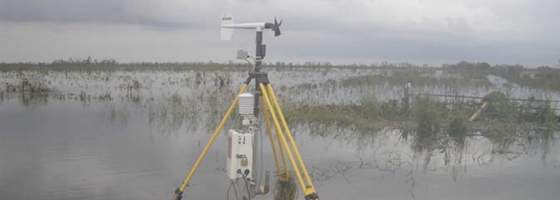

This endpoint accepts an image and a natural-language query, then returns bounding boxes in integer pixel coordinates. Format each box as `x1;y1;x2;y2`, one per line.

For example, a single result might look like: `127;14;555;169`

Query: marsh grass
340;69;492;89
284;89;559;137
283;96;401;133
413;97;441;137
282;89;559;167
2;61;558;160
446;111;469;145
411;96;443;153
541;101;560;130
490;66;560;91
2;61;559;190
1;71;55;93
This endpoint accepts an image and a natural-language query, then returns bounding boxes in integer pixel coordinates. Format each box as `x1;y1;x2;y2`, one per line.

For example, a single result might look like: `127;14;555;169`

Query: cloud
0;0;554;39
0;0;217;28
0;0;559;66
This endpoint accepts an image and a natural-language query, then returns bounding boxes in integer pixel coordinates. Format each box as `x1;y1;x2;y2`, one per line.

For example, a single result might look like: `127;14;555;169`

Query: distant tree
85;56;92;65
476;62;491;71
456;61;473;69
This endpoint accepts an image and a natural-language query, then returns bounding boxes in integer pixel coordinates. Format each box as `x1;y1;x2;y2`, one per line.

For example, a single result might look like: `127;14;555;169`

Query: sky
0;0;559;66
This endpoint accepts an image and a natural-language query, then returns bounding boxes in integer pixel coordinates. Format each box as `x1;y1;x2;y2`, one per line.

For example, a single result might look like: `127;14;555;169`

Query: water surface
1;69;559;200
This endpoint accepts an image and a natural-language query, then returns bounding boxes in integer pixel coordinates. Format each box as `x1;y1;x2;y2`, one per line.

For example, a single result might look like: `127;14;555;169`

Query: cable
255;123;264;188
244;178;251;200
227;181;232;200
242;173;252;200
232;180;240;200
259;121;264;187
254;126;261;188
227;180;239;200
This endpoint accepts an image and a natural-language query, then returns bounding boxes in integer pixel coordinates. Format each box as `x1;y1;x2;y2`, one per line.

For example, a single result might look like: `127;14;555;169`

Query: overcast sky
0;0;559;66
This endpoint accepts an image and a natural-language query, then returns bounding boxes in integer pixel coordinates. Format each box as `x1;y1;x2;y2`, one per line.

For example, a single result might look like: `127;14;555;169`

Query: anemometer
221;13;282;72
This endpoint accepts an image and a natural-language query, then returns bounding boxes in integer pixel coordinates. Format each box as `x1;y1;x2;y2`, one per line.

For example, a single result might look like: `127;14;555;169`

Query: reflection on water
1;69;560;200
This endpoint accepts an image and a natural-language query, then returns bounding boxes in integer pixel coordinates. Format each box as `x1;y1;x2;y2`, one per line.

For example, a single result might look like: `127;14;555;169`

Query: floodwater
1;68;560;200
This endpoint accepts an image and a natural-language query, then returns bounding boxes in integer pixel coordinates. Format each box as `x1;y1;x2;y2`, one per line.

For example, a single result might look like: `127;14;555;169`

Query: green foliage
447;111;468;146
542;101;560;131
491;65;560;91
413;96;441;138
410;96;446;153
283;104;384;133
447;112;468;138
283;95;402;133
444;61;560;91
480;91;518;122
445;61;492;71
340;68;491;89
360;96;381;120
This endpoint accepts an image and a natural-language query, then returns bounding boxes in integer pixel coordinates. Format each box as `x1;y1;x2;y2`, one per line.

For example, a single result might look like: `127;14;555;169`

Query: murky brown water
1;68;559;200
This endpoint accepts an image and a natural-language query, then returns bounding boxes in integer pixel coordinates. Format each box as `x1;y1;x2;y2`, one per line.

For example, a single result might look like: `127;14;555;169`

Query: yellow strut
173;84;248;200
469;101;489;122
260;97;285;177
260;83;309;197
267;85;315;186
267;84;318;198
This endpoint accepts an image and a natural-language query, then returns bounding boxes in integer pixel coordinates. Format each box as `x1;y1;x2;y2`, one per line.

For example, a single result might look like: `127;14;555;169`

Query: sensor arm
220;14;282;41
221;22;267;30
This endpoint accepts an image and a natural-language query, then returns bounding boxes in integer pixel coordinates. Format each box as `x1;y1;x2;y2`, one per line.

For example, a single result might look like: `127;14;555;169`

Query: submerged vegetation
445;61;560;91
1;71;54;93
340;69;492;89
2;59;557;142
1;59;559;198
283;96;401;133
285;92;558;131
284;90;559;163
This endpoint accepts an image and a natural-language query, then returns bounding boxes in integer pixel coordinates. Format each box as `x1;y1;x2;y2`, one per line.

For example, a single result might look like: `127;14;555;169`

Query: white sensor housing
227;129;254;180
238;93;254;117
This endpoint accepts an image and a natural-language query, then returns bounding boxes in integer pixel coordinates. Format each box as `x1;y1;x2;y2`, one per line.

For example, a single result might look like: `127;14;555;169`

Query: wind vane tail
221;13;234;41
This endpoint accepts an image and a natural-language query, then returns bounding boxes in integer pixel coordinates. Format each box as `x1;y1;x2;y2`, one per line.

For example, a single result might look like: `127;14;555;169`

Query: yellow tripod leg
259;83;308;194
260;96;284;177
267;84;319;200
173;84;248;200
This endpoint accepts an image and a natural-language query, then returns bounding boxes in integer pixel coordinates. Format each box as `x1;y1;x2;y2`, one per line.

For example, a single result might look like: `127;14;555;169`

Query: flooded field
1;63;560;200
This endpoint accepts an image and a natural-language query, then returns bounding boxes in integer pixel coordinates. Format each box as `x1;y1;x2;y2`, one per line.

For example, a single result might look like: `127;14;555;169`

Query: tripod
173;30;319;200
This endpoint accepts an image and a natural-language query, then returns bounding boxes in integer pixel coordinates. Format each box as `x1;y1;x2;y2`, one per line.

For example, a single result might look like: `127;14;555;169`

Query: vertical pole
404;82;410;116
254;30;264;117
255;31;264;69
253;31;263;192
